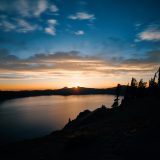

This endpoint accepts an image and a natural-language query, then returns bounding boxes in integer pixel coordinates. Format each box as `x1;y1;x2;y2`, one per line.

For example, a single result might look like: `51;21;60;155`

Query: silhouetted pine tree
130;77;138;98
137;79;147;97
138;79;147;88
131;77;138;88
112;84;121;108
158;67;160;88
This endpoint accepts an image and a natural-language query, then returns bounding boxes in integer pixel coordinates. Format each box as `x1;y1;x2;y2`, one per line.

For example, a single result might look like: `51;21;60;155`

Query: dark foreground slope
1;96;160;160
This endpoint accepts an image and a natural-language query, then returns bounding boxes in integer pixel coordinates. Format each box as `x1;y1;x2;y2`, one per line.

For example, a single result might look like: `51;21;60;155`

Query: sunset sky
0;0;160;90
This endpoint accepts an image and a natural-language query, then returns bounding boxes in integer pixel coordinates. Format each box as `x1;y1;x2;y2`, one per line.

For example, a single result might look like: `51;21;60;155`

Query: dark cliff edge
0;95;160;160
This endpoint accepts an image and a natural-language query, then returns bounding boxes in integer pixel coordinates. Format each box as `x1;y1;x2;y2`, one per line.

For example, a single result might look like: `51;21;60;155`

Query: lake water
0;94;117;145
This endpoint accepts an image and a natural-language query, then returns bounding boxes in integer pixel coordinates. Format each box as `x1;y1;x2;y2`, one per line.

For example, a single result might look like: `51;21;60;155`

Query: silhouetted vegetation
111;84;121;108
122;67;160;100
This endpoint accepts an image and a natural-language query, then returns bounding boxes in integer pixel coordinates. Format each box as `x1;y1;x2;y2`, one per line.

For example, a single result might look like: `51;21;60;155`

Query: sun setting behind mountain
0;0;160;90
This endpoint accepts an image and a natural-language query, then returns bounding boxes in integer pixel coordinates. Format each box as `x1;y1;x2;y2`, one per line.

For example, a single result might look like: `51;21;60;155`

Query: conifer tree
158;67;160;88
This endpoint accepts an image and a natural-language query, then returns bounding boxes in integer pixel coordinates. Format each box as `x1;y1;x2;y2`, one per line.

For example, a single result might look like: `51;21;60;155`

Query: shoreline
0;86;126;102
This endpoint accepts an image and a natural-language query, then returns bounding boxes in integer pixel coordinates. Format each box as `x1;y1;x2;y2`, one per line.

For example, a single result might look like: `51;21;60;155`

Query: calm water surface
0;94;116;145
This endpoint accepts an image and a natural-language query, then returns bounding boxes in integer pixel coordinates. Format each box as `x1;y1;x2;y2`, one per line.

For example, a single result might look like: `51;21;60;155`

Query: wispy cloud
0;20;16;31
0;0;59;34
45;19;57;36
0;0;47;17
50;4;59;12
0;49;159;80
0;18;38;33
34;0;48;17
16;19;38;33
68;12;95;21
45;27;56;36
137;24;160;41
74;30;85;35
0;0;58;18
47;19;57;25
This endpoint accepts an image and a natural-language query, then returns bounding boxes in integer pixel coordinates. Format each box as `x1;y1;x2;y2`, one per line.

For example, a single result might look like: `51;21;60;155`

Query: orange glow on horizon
0;73;131;91
0;82;119;91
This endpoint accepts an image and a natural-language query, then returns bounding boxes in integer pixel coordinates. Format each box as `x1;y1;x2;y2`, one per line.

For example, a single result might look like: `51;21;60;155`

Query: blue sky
0;0;160;89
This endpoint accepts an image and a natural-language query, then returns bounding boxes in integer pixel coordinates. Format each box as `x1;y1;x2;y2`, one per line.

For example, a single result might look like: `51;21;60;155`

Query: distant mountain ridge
54;86;126;95
0;86;126;102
